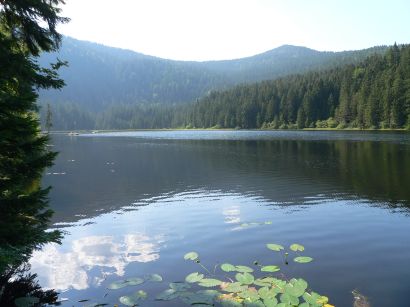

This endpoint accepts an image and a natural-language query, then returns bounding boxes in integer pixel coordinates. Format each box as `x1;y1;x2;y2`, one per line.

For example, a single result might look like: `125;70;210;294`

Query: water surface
31;130;410;306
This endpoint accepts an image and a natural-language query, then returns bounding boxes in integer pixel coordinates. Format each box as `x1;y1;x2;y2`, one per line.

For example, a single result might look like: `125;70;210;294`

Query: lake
31;130;410;306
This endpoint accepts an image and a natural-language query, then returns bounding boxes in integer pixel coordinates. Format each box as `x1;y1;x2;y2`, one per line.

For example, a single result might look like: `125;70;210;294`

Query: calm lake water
31;130;410;307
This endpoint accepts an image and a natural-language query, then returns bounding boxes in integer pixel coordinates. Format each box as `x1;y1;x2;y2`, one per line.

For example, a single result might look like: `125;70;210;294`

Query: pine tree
0;0;68;275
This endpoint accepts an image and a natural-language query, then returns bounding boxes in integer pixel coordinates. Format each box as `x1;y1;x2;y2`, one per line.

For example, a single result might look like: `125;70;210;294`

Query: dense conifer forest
184;44;410;130
44;44;410;130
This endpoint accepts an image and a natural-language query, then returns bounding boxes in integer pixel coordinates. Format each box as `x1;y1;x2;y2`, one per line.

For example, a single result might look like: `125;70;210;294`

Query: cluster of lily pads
107;274;162;306
100;243;331;306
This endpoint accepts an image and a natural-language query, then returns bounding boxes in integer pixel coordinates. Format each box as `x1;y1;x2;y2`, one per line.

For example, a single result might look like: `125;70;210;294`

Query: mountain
39;37;387;112
87;44;410;131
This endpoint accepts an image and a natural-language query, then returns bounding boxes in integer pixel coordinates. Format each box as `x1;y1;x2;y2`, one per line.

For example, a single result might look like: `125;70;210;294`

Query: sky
58;0;410;61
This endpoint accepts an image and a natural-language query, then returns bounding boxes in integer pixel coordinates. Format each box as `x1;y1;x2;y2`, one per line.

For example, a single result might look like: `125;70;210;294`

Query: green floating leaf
107;280;129;289
156;289;179;300
282;278;308;298
290;243;305;252
303;291;323;305
235;265;254;273
294;256;313;263
316;295;329;304
280;293;299;306
263;297;278;307
126;277;144;286
14;297;40;307
258;287;277;300
253;278;272;287
261;265;280;273
245;301;265;307
221;263;236;272
198;278;223;287
222;282;247;293
184;251;199;261
238;289;260;301
266;244;284;252
185;272;204;283
145;273;163;282
179;291;215;305
119;296;139;306
135;290;148;300
170;282;191;291
219;299;242;307
119;290;147;306
235;272;255;285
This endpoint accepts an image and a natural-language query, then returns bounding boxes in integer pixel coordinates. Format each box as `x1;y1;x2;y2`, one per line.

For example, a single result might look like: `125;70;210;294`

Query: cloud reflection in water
30;233;164;291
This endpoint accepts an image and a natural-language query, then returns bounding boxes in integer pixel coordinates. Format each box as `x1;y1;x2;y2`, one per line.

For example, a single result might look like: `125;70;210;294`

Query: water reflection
30;232;164;290
33;131;410;306
222;206;241;224
44;133;410;224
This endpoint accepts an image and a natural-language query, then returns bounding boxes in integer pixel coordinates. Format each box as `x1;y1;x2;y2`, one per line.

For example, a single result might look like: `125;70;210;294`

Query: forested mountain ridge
39;37;387;112
183;44;410;130
38;37;228;110
89;44;410;130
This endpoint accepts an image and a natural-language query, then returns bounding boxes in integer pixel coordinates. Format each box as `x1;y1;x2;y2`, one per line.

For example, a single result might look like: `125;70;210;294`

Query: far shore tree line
41;44;410;131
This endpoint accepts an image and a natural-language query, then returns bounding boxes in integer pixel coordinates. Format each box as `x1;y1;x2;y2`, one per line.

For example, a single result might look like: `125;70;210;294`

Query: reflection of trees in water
47;137;410;224
0;265;58;306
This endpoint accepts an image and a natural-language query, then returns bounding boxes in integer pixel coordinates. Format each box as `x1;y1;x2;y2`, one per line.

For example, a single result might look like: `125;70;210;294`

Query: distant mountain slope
39;37;387;111
38;37;228;110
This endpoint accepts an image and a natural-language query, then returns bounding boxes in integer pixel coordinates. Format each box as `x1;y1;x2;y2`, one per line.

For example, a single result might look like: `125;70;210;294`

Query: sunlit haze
58;0;410;61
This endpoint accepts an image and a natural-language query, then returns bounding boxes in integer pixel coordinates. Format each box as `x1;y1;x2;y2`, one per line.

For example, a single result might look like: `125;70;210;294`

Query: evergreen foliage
184;44;410;130
0;0;67;275
41;44;410;131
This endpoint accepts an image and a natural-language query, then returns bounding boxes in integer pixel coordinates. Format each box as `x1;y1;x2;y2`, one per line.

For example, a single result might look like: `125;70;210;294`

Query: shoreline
47;127;409;134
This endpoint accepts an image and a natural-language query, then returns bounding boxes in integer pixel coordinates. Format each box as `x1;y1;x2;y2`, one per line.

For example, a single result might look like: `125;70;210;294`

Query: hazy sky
59;0;410;61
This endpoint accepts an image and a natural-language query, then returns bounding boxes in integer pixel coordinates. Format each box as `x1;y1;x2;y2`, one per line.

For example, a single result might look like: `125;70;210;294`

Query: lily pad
185;272;204;283
222;282;247;293
294;256;313;263
263;297;278;307
280;293;299;306
170;282;191;291
145;273;163;282
119;296;139;306
290;243;305;252
126;277;144;285
235;265;254;273
258;287;277;300
221;263;236;272
244;301;265;307
198;278;223;287
119;290;147;306
238;288;259;301
266;244;284;251
156;289;179;300
107;280;129;289
235;272;254;285
261;265;280;272
179;291;215;305
184;251;199;261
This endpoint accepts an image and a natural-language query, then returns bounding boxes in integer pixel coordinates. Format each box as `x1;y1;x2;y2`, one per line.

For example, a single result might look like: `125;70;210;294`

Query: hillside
84;44;410;131
39;37;387;113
